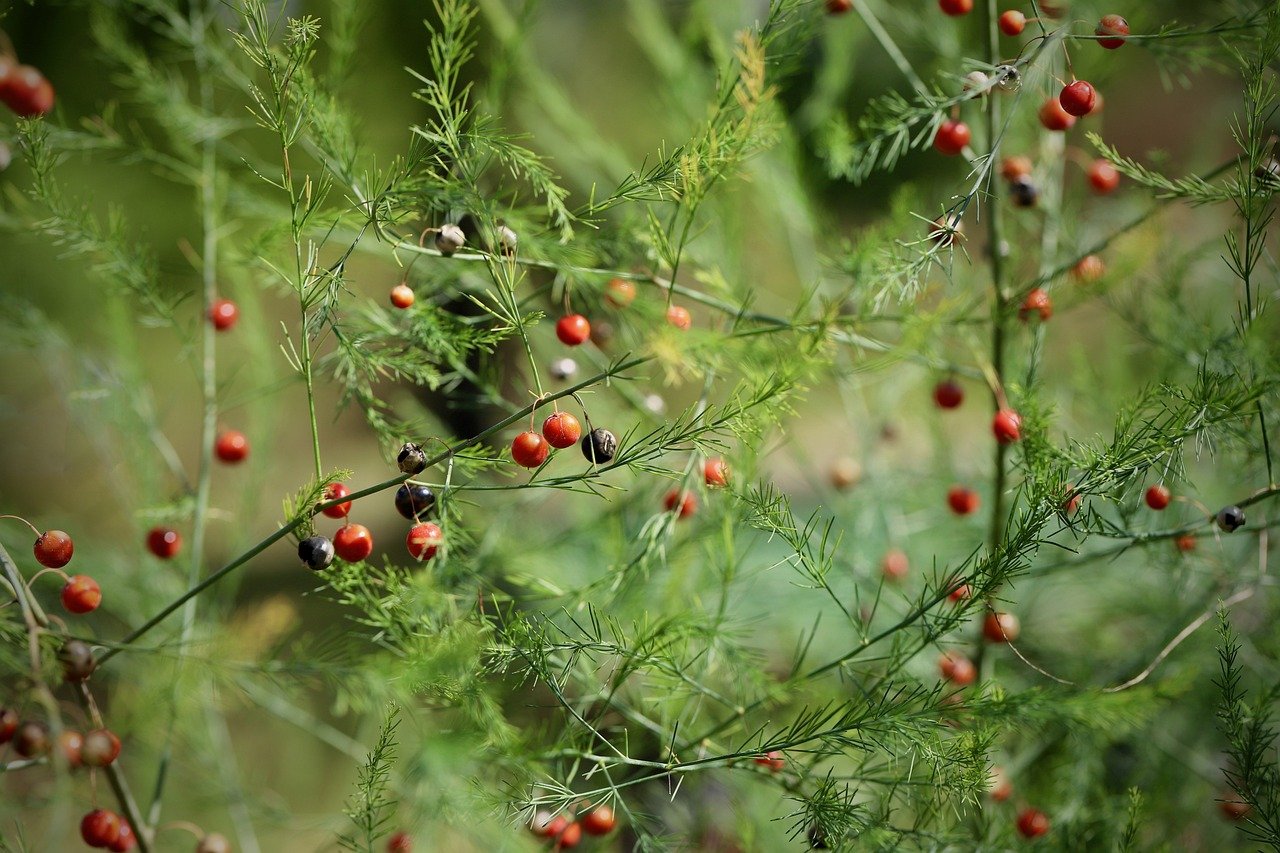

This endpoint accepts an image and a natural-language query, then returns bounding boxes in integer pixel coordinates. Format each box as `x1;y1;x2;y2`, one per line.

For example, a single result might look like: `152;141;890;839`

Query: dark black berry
394;483;437;520
58;640;96;682
1010;178;1039;208
807;825;830;849
1216;505;1246;532
581;428;617;464
298;536;335;570
397;442;427;475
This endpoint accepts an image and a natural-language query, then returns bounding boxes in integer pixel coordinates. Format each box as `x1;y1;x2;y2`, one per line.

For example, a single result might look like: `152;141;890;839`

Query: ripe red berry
938;0;973;15
939;651;976;685
208;298;239;331
948;486;980;515
1038;98;1076;131
606;278;637;307
532;812;569;838
34;529;74;568
664;489;697;519
1016;808;1050;838
13;721;48;757
1145;484;1171;510
1018;289;1052;322
389;284;415;309
1063;492;1083;516
555;821;583;850
825;0;854;12
321;483;353;518
1087;159;1121;194
934;119;971;156
881;549;909;582
581;805;616;836
512;431;550;468
1073;254;1106;283
704;458;730;487
542;411;582;449
406;522;443;561
948;582;972;602
755;750;785;771
666;304;692;330
556;314;591;346
0;709;16;742
983;611;1021;643
81;729;121;767
0;64;55;117
146;526;182;559
80;809;122;848
387;830;413;851
58;729;84;766
1059;80;1097;117
1096;14;1130;49
1175;534;1197;553
1220;797;1252;820
62;574;102;614
988;767;1014;801
334;523;374;562
1000;155;1033;182
934;379;964;409
108;822;136;852
215;430;249;463
998;10;1026;35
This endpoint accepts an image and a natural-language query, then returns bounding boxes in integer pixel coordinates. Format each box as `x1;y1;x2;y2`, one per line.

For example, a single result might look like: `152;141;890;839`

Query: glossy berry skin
1063;492;1083;516
62;574;102;614
825;0;854;12
1059;80;1097;117
80;809;122;849
1073;254;1106;283
1175;534;1198;553
394;484;436;520
81;728;122;767
13;721;48;757
0;708;16;742
542;411;582;449
581;805;616;836
606;277;636;307
933;119;971;156
298;536;335;571
215;430;249;463
704;458;729;487
333;524;374;562
512;431;550;468
0;65;55;117
555;314;591;346
1088;159;1121;194
34;529;74;568
1009;178;1038;208
881;549;909;582
1217;505;1246;532
998;10;1026;35
58;730;83;766
406;522;443;561
1220;798;1252;820
938;0;973;15
1038;98;1076;132
939;651;976;686
435;223;465;255
582;428;618;464
1016;808;1050;839
1019;289;1052;322
1000;155;1032;182
666;304;692;330
1145;484;1171;510
948;486;980;515
196;833;232;853
208;298;239;331
60;640;97;682
532;812;569;838
321;483;353;518
147;526;182;559
664;490;697;519
397;442;428;475
389;284;415;309
934;379;964;409
983;611;1020;643
755;750;785;772
387;830;413;851
108;822;136;852
948;583;971;602
1096;14;1130;49
555;821;582;850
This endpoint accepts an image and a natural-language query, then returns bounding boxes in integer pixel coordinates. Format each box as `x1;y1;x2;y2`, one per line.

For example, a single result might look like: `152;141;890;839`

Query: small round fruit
435;224;465;255
1096;14;1130;49
590;320;615;347
998;10;1026;35
754;750;785;771
62;575;102;614
1073;254;1106;283
208;298;239;331
0;709;16;742
1220;797;1252;820
108;822;136;852
333;524;374;562
1038;98;1076;132
1145;484;1171;510
321;483;353;518
938;0;973;15
80;809;122;849
664;490;697;519
581;428;618;464
556;314;591;346
929;214;964;246
389;284;415;309
406;522;443;561
13;721;48;757
704;458;729;487
666;304;692;330
1018;289;1052;322
58;729;83;766
1059;80;1097;117
1016;808;1050;839
939;651;976;685
555;821;582;850
934;379;964;409
147;526;182;559
831;457;862;490
387;830;413;851
512;431;550;468
550;357;578;380
496;224;518;255
1088;159;1121;194
881;549;909;582
0;65;55;117
196;833;232;853
542;411;582;449
987;767;1014;801
581;805;616;836
81;728;122;767
215;430;249;463
1000;155;1032;182
1217;505;1246;532
34;529;74;568
606;277;637;307
934;119;971;156
825;0;854;12
394;484;437;520
983;611;1021;643
1063;492;1083;516
532;812;568;838
948;486;980;515
397;442;428;475
948;582;971;602
59;640;96;682
298;535;335;570
1009;178;1039;208
1175;534;1197;553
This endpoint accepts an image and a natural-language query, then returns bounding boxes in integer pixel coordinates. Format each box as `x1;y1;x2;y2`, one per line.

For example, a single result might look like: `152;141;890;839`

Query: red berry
62;574;102;614
1088;159;1121;194
1220;798;1252;820
938;0;973;15
512;431;550;468
983;611;1021;643
108;822;136;852
555;821;583;850
998;10;1026;35
208;298;239;331
0;709;16;742
704;458;729;487
542;411;582;449
58;729;84;766
1096;14;1130;49
1063;492;1083;515
1145;484;1171;510
581;805;616;836
556;314;591;346
934;119;971;156
881;549;909;582
81;728;122;767
664;489;697;519
1073;254;1106;283
666;305;692;330
532;813;569;838
606;278;637;307
993;409;1022;443
1175;534;1197;553
406;522;443;561
1018;288;1053;322
988;767;1014;801
754;750;785;771
13;721;48;757
1000;155;1033;182
321;483;353;518
1059;80;1097;117
0;65;54;117
387;830;413;852
933;379;964;409
825;0;854;12
80;809;122;848
939;651;976;685
948;486;980;515
334;523;374;562
215;430;249;463
948;583;971;603
1038;98;1076;132
34;529;74;568
1016;807;1050;838
389;284;415;309
146;526;182;559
